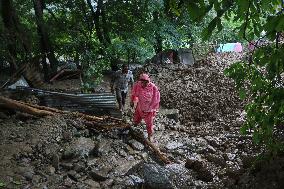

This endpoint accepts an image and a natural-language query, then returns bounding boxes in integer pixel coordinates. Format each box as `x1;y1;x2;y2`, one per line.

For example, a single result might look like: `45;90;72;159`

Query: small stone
101;179;114;188
64;177;73;187
68;170;79;181
126;145;136;155
224;166;242;178
141;153;148;161
84;179;100;188
223;124;230;131
89;168;109;181
47;165;56;175
185;158;213;182
196;167;214;182
165;141;183;150
119;150;127;157
225;153;236;161
205;154;226;167
32;175;41;185
207;145;217;154
62;148;75;160
129;175;144;185
61;162;73;170
74;162;85;172
52;154;59;170
62;131;72;141
23;170;34;181
128;139;144;151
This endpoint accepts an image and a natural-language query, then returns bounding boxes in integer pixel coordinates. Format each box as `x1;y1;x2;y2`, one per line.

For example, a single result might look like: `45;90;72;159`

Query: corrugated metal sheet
13;87;121;117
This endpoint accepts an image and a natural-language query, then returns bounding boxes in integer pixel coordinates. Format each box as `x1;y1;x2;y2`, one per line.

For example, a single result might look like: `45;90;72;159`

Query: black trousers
115;88;127;108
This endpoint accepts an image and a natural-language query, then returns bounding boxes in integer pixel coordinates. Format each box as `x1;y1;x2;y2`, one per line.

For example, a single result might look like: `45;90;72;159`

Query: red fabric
133;110;155;135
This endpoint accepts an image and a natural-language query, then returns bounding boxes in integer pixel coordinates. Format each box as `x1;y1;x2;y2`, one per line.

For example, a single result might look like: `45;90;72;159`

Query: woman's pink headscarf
139;73;150;81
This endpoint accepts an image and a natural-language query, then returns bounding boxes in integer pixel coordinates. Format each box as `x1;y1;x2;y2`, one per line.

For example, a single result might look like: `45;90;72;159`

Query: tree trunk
101;2;111;44
86;0;110;48
86;0;104;45
1;0;30;72
41;55;49;81
0;96;55;116
33;0;58;76
129;128;171;164
74;52;80;69
153;11;163;54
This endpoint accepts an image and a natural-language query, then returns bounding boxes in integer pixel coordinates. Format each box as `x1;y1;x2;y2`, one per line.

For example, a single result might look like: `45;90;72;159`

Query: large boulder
143;164;175;189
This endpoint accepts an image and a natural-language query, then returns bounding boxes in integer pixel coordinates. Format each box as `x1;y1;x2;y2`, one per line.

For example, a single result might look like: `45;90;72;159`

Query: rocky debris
128;139;145;151
148;60;243;128
237;156;284;189
89;167;110;181
159;108;179;122
142;163;175;189
0;52;274;188
165;141;183;150
185;158;214;182
63;137;95;159
84;179;101;188
205;153;226;167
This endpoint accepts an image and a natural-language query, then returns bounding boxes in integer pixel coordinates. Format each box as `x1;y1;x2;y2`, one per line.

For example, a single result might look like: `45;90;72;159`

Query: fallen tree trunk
129;128;171;164
0;96;124;129
18;101;103;121
0;96;55;116
19;101;67;114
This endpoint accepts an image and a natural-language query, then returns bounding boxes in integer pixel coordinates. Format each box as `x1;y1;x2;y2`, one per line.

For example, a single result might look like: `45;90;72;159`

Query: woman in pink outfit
130;73;160;141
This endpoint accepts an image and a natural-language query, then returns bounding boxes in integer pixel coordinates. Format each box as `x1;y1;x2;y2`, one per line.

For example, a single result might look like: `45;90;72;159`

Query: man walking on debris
111;64;134;112
130;73;160;142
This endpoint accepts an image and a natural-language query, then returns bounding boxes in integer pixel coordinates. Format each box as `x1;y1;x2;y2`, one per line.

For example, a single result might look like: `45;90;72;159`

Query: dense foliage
0;0;242;85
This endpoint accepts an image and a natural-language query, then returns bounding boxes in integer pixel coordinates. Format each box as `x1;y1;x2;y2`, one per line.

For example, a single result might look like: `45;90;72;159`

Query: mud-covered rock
143;163;175;189
128;139;144;151
185;158;214;182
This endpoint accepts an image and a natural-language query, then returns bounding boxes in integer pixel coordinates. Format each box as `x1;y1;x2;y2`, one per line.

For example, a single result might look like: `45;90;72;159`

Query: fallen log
129;128;171;164
0;96;122;128
16;98;104;121
19;101;67;114
0;96;55;116
83;120;130;130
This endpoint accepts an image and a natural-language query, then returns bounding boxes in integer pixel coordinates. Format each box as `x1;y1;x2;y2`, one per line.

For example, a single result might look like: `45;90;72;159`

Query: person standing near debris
111;64;134;112
130;73;160;142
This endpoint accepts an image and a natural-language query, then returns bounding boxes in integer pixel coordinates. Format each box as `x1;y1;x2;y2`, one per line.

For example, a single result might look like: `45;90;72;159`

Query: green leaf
275;15;284;32
240;124;249;135
0;182;5;188
12;181;21;185
202;17;218;40
239;88;246;100
187;2;201;21
253;132;261;144
238;0;249;15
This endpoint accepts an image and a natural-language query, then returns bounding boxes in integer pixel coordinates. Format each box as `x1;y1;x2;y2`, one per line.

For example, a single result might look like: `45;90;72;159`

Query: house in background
150;48;195;65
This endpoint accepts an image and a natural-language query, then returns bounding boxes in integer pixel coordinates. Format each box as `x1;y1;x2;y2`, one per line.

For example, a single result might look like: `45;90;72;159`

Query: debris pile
147;52;244;133
1;52;281;189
